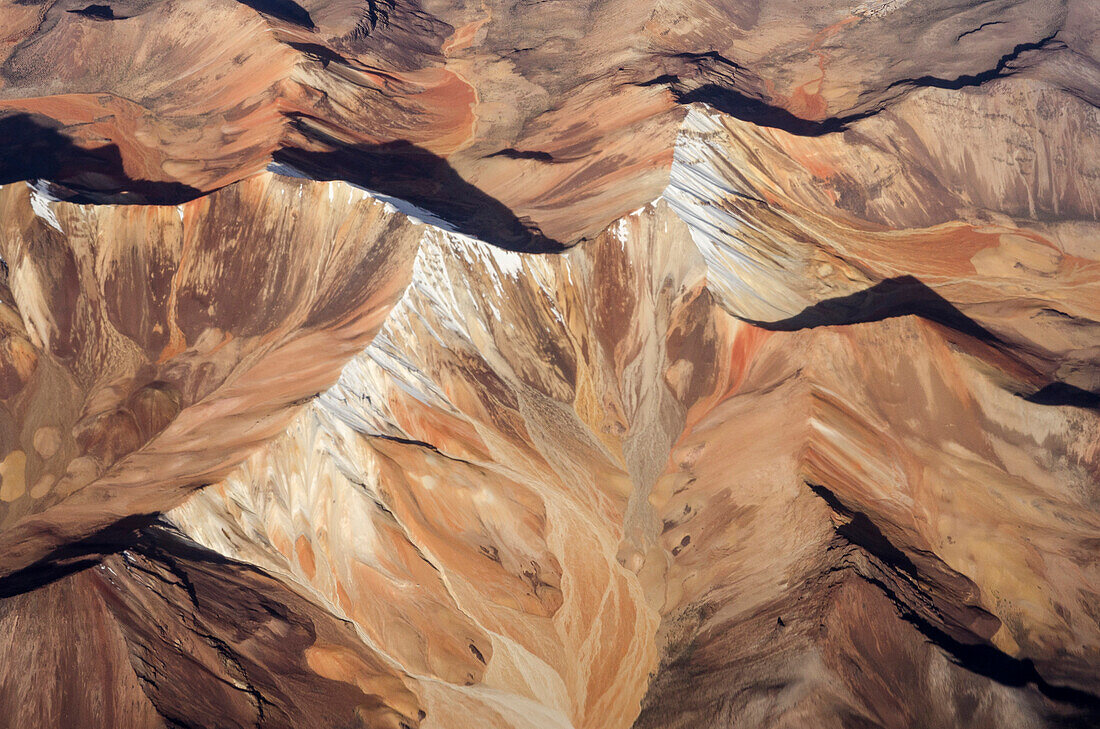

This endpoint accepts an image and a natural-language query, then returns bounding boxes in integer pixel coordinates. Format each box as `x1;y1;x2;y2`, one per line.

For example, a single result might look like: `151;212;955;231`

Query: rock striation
1;1;1099;728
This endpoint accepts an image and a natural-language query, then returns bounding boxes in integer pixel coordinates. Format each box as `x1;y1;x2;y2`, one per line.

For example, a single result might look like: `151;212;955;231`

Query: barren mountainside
1;0;1099;727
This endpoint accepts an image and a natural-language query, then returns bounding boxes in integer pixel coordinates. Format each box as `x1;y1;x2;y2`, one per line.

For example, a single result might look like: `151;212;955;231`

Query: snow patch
27;182;63;233
659;104;803;319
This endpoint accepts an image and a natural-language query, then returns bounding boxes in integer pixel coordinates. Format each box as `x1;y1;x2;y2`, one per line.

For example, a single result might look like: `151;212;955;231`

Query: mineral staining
1;1;1099;727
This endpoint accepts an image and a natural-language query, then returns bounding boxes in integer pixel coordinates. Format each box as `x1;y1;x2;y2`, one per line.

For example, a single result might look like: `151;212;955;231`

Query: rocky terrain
1;0;1099;727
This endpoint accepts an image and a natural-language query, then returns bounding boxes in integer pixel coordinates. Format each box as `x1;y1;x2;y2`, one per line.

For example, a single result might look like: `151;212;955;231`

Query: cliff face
1;1;1099;728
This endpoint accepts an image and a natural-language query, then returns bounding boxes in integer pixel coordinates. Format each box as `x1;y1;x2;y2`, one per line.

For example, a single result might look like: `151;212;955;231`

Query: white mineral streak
165;97;1100;729
660;105;812;321
27;181;63;233
170;102;917;729
169;170;728;729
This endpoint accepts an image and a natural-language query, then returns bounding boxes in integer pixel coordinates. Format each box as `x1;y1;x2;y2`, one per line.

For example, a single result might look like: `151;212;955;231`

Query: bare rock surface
0;1;1099;728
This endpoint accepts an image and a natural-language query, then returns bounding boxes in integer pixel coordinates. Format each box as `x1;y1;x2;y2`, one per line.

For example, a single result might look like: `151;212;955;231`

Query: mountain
1;1;1099;727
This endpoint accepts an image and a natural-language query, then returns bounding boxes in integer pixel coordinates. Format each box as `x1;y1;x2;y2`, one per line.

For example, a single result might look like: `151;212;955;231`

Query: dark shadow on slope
3;112;559;250
746;276;1100;410
741;276;998;342
810;484;1100;723
1024;382;1100;410
862;569;1100;724
487;148;556;163
67;4;119;20
668;47;877;137
809;485;918;577
234;0;313;28
886;33;1063;92
0;516;242;601
349;0;393;39
674;85;878;137
0;513;157;599
274;138;564;253
0;112;202;203
285;41;350;67
673;34;1062;137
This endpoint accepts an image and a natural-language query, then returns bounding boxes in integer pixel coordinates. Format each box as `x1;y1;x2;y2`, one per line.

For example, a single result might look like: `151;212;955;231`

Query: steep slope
0;1;1099;727
0;173;422;582
3;0;1099;245
162;188;1100;728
